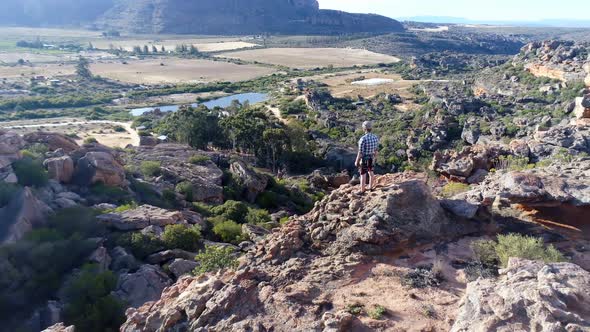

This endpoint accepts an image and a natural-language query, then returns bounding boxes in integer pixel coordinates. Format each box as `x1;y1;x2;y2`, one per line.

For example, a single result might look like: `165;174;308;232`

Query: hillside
0;0;404;35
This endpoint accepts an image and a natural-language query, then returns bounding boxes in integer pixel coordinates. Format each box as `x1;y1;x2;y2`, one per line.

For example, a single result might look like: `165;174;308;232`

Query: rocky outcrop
121;172;482;331
116;265;172;308
0;130;25;183
168;259;199;279
432;144;509;183
73;151;126;187
42;323;75;332
585;62;590;87
130;144;223;203
519;41;589;83
23;132;79;153
574;94;590;119
229;161;268;203
97;205;190;231
0;187;53;244
97;0;404;35
459;159;590;208
451;258;590;332
309;168;351;189
43;156;74;183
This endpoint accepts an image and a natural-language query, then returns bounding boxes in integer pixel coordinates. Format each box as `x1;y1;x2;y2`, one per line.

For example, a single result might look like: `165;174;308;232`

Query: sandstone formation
97;205;192;231
229;161;268;203
73;151;126;187
0;130;25;183
0;187;53;244
43;156;74;183
115;265;172;308
121;173;482;331
432;144;509;183
451;258;590;332
41;323;75;332
520;40;589;83
574;94;590;119
131;144;224;203
23;132;79;153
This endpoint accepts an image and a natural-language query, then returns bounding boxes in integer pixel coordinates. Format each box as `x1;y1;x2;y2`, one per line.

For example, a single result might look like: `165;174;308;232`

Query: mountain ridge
0;0;404;35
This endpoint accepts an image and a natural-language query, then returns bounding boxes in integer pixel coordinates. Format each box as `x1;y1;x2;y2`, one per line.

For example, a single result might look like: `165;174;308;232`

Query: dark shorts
360;157;374;175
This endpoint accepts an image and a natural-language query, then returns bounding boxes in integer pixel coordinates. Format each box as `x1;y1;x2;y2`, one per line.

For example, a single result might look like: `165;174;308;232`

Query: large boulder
115;264;172;308
0;131;25;183
42;323;75;332
97;205;188;231
432;144;509;182
0;187;53;244
43;156;74;183
168;259;199;279
229;160;268;203
451;259;590;332
23;132;79;153
573;94;590;119
73;151;126;187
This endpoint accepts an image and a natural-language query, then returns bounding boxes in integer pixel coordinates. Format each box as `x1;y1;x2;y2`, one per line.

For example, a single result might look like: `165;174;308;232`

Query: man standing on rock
355;121;379;194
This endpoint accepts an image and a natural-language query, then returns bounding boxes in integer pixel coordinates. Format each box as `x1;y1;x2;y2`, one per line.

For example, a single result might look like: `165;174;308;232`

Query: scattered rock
41;322;75;332
0;187;53;244
23;132;79;153
0;131;25;183
242;224;271;243
574;94;590;119
146;249;197;265
111;246;140;272
73;151;126;187
88;246;111;272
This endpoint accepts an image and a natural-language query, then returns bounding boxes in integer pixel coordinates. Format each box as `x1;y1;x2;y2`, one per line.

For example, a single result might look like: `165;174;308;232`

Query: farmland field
91;58;275;84
217;47;401;69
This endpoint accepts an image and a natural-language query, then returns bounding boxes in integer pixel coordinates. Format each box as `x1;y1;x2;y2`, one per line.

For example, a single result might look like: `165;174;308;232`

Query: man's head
362;121;373;132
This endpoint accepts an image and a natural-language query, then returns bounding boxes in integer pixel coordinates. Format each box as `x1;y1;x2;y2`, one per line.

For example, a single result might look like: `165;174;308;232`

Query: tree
161;45;166;53
132;45;141;54
263;128;290;173
152;45;158;53
189;45;199;55
157;106;223;150
219;107;270;155
143;45;149;54
76;56;92;79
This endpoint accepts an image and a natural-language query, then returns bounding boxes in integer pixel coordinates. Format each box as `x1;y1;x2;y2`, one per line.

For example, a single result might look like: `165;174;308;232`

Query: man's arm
355;150;362;168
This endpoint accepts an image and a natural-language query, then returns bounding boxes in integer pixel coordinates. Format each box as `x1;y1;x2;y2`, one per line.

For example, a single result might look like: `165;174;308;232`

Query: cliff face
0;0;403;35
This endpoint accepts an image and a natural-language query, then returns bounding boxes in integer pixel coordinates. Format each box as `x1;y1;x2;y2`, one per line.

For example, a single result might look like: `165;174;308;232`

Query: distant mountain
0;0;404;35
399;16;590;28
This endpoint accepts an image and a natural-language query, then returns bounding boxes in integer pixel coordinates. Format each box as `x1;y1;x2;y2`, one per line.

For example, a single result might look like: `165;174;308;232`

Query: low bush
245;208;271;225
193;245;239;275
140;161;162;177
189;155;210;165
495;234;566;267
89;183;132;204
62;264;126;332
401;266;442;288
369;305;387;320
471;239;498;266
84;137;98;144
0;182;20;207
175;181;194;201
211;200;249;223
440;182;470;198
117;232;164;259
211;217;244;244
12;158;48;187
162;224;202;252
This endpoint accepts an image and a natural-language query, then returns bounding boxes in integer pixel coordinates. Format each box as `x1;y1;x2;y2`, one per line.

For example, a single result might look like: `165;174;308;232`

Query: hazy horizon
318;0;590;23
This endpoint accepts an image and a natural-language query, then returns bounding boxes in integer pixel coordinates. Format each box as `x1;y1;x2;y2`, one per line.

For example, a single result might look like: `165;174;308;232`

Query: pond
130;92;269;116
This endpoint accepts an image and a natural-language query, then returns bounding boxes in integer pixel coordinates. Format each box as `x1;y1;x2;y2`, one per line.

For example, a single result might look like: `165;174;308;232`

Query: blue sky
317;0;590;21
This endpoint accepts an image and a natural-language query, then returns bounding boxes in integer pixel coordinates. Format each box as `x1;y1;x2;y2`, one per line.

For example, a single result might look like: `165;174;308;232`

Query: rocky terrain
0;0;404;35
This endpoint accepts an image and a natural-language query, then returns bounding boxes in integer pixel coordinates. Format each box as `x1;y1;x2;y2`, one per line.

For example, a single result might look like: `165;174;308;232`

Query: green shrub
189;155;210;165
113;202;138;213
20;143;48;160
83;137;98;144
346;303;364;316
62;264;125;332
89;183;132;204
471;239;498;266
117;232;164;259
193;245;239;275
47;207;105;239
440;182;470;198
211;217;244;244
496;155;535;172
175;181;194;201
12;158;48;187
245;208;271;225
112;125;127;133
192;202;212;216
211;200;249;223
0;183;20;207
495;234;566;267
162;224;202;252
140;161;161;177
369;305;387;320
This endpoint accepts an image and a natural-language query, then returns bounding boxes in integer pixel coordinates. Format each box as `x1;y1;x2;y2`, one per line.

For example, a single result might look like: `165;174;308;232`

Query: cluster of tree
155;104;317;173
0;92;113;112
174;44;199;55
16;39;44;49
132;45;166;54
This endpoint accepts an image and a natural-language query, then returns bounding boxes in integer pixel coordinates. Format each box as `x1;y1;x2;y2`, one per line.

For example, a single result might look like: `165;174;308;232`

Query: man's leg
368;171;375;190
360;173;367;192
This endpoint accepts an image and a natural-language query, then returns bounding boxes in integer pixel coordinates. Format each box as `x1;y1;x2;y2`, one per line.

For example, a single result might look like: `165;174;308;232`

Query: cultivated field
0;63;75;78
91;58;275;84
217;48;401;69
91;38;257;53
316;71;414;98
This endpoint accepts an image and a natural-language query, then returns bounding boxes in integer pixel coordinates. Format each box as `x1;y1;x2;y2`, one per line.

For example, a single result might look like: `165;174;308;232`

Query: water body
130;92;269;116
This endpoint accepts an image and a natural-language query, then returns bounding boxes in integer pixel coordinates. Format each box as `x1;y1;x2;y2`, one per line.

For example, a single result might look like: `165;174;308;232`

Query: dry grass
0;63;75;78
92;38;256;52
217;47;400;69
91;58;275;84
